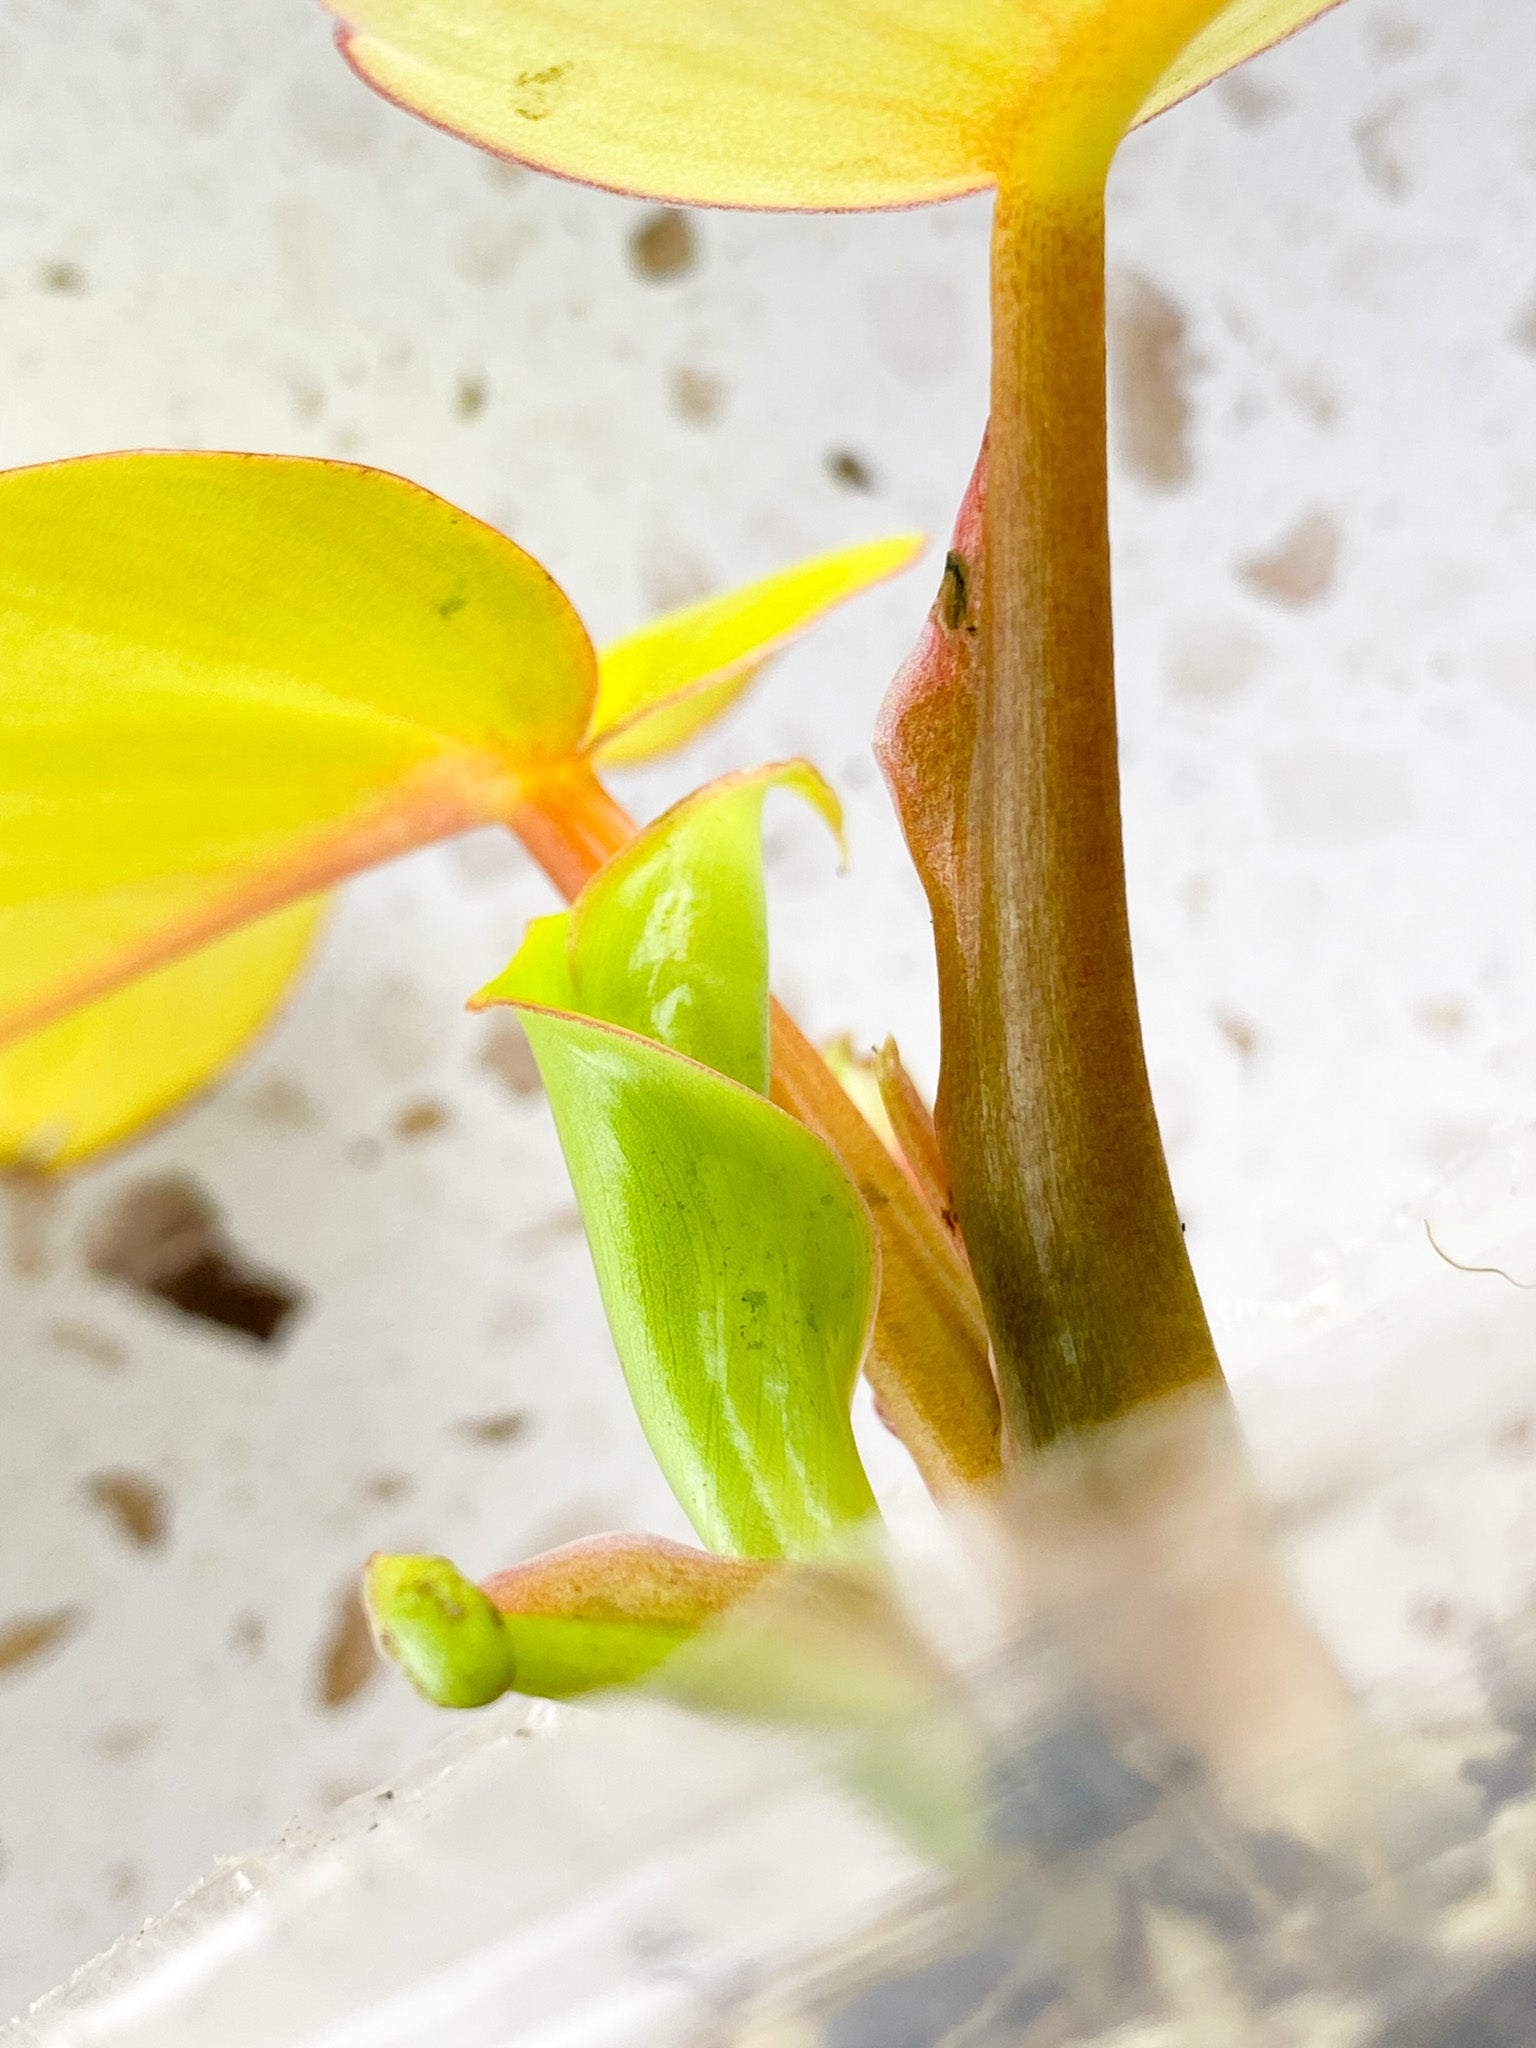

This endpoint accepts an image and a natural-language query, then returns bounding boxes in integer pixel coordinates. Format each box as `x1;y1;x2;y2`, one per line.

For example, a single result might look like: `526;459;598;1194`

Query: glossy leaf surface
505;1013;877;1558
0;451;596;1051
0;900;324;1167
480;763;875;1554
480;762;840;1094
333;0;1342;210
587;535;923;767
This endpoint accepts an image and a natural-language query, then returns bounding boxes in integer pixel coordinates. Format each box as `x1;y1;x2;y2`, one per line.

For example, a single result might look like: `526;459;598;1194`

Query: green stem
939;180;1222;1448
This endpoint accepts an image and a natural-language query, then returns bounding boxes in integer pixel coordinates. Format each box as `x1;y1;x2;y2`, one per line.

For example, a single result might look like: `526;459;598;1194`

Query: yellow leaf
0;452;596;1050
0;900;324;1169
332;0;1342;210
587;534;925;768
1138;2;1343;126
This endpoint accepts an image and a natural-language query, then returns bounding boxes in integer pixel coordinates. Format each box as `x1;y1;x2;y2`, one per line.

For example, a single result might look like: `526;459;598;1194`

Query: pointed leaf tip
589;535;926;767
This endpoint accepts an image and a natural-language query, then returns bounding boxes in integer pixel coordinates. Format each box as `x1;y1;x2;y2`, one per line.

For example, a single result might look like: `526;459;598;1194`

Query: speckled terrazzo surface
4;0;1536;2014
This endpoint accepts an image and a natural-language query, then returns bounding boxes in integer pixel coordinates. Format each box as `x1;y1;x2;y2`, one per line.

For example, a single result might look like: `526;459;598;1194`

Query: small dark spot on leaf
1409;1594;1460;1640
84;1470;169;1550
457;1410;532;1446
630;208;697;282
0;1607;80;1678
40;259;85;295
85;1174;303;1345
317;1582;379;1710
455;375;488;420
826;449;875;492
511;61;571;121
938;551;969;632
481;1015;544;1098
394;1098;450;1140
438;590;469;620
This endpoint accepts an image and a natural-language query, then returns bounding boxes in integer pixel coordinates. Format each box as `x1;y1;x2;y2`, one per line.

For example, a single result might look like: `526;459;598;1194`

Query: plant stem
509;760;1004;1494
939;181;1221;1449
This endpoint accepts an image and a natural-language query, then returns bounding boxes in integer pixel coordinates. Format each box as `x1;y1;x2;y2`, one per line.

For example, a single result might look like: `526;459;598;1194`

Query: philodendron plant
311;0;1347;1705
1;2;1348;1729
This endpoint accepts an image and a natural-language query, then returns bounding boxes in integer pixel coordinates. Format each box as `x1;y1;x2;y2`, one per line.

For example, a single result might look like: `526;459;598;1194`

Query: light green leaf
478;762;841;1096
515;1013;877;1558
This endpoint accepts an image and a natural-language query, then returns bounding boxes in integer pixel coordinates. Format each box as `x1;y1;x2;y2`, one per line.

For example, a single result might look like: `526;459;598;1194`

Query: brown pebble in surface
1238;512;1340;607
85;1174;304;1344
826;448;875;492
245;1074;319;1128
1415;997;1469;1043
1108;269;1195;490
393;1098;450;1140
317;1583;380;1710
47;1321;128;1371
362;1472;412;1503
671;365;723;424
457;1410;531;1447
4;1167;59;1278
94;1720;158;1762
1214;1011;1261;1061
481;1015;544;1098
0;1607;81;1678
230;1610;265;1658
630;207;697;281
83;1470;169;1550
1495;1416;1536;1459
40;259;85;295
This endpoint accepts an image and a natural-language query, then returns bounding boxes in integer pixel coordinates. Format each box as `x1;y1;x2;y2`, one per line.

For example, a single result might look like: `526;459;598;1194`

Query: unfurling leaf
332;0;1342;210
477;770;877;1558
478;762;842;1094
587;535;924;766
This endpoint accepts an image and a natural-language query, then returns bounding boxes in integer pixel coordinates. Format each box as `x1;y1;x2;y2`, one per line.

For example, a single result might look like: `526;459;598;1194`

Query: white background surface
4;0;1536;2014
